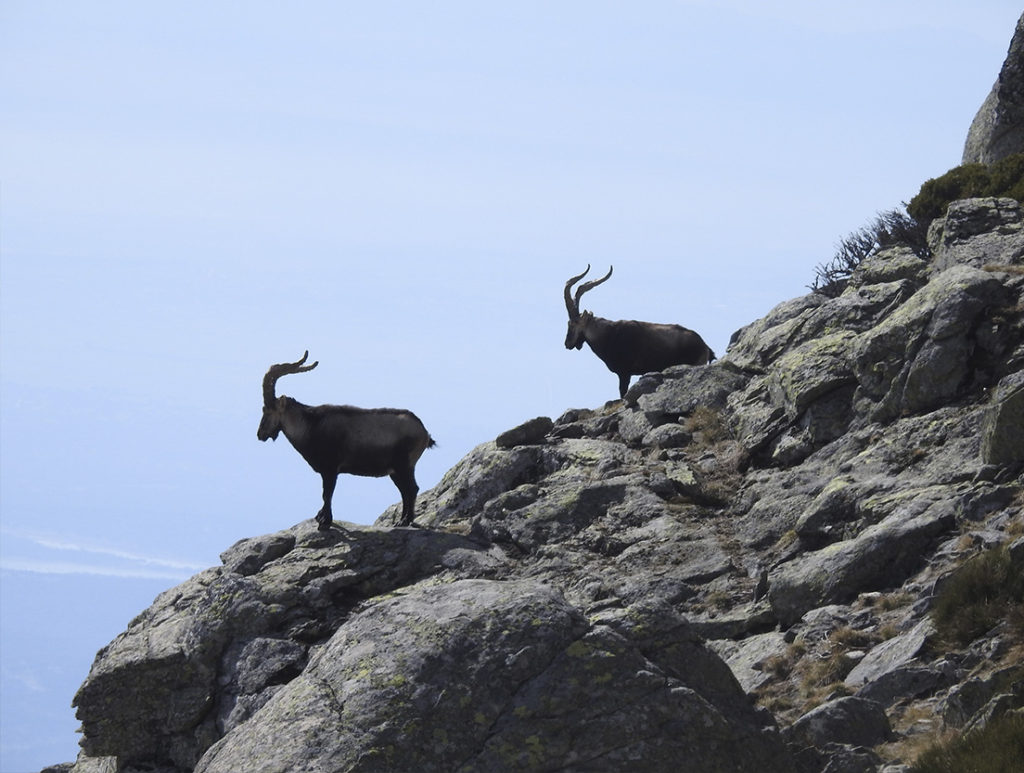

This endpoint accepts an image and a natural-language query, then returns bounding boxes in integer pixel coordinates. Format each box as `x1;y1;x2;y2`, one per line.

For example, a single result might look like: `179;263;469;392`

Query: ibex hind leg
617;373;632;399
390;468;420;528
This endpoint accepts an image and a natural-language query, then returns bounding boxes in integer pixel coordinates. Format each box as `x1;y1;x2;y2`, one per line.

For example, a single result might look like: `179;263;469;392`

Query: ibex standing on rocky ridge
257;352;435;530
564;266;715;398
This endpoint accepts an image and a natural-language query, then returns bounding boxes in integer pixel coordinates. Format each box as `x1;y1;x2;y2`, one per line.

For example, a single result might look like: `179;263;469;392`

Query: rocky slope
56;195;1023;773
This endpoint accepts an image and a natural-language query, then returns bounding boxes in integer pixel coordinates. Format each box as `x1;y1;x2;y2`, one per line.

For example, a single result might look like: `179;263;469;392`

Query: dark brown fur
564;266;715;398
258;353;434;530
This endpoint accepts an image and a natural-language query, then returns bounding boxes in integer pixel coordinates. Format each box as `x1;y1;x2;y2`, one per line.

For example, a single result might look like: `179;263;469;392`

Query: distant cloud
0;531;205;581
0;557;195;581
29;536;205;572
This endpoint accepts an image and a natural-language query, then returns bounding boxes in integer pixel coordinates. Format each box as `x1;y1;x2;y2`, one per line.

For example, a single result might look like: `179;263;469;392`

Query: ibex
564;265;715;398
257;352;435;530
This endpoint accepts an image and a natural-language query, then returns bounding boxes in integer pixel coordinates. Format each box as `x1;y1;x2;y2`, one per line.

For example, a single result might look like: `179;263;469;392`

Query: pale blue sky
2;2;1020;769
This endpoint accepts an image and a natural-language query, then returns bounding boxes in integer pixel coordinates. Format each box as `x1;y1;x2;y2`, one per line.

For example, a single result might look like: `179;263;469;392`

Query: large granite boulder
963;13;1024;164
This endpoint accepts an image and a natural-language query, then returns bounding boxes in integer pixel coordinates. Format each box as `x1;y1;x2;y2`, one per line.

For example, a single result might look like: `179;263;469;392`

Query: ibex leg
316;472;337;530
390;469;420;528
617;373;631;398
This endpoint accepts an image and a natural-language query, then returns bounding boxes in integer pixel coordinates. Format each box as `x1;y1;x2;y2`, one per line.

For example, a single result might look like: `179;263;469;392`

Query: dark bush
990;153;1024;203
930;545;1024;649
909;712;1024;773
809;209;929;298
908;152;1024;226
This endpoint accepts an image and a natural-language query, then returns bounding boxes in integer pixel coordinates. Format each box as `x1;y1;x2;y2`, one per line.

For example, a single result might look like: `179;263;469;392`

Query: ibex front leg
316;472;337;530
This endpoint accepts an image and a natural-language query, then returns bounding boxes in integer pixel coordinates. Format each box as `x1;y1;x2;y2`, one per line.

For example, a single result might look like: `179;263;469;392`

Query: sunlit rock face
963;13;1024;165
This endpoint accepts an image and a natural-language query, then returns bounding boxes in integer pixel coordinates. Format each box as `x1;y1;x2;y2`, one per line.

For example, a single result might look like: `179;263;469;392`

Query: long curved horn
263;351;319;405
573;265;613;309
564;265;593;318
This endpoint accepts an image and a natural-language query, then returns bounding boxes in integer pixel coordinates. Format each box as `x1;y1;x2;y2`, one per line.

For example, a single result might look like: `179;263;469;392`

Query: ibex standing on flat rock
564;266;715;398
257;352;435;530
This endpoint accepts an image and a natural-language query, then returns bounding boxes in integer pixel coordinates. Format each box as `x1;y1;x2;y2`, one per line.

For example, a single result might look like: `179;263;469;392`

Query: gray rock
769;494;956;627
845;619;934;689
726;295;826;373
495;416;554;448
963;13;1024;164
480;473;634;552
767;331;858;420
217;637;307;733
628;363;747;416
708;630;790;692
687;602;777;641
727;232;1016;467
819;745;885;773
982;371;1024;464
231;637;305;695
617;407;657;444
727;375;789;460
941;665;1024;728
732;464;825;550
394;441;562;529
194;580;794;773
795;476;859;541
549;407;619;440
785;696;892;748
929;198;1024;272
849;246;929;289
66;758;117;773
219;532;296;576
641;421;692;448
963;688;1024;733
855;666;947;708
71;526;501;770
852;264;1007;422
793;605;859;645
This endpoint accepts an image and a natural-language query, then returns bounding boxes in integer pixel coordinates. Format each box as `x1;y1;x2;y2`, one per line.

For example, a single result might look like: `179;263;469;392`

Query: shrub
684;405;730;445
910;712;1024;773
907;152;1024;227
930;545;1024;649
809;208;929;298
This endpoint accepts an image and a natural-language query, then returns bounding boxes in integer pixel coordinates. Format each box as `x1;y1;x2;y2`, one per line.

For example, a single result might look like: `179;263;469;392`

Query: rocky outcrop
60;196;1024;773
982;370;1024;464
195;583;793;773
963;13;1024;164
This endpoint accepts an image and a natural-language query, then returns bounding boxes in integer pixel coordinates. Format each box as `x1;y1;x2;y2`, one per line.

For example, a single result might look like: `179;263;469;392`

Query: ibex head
257;351;318;441
564;265;613;349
